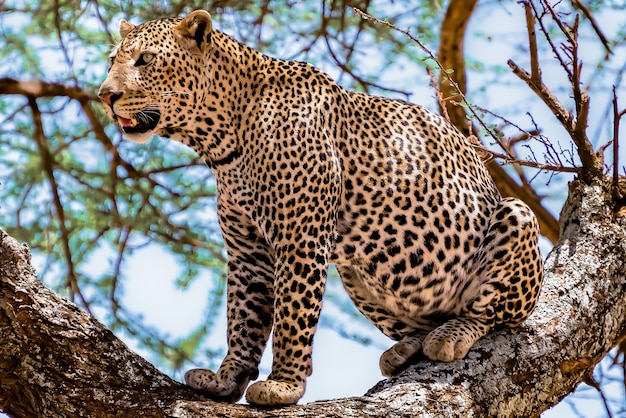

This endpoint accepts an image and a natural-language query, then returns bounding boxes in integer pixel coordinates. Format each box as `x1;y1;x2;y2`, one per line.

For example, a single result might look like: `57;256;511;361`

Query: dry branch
571;0;612;55
612;87;626;203
435;0;560;243
510;1;603;182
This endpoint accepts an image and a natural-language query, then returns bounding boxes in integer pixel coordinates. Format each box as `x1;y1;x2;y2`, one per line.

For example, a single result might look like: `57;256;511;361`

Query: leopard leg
245;246;329;406
423;197;543;362
185;233;274;402
337;266;433;377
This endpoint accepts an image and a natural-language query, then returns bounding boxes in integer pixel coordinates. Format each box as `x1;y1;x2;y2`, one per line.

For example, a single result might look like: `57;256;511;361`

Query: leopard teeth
118;116;138;127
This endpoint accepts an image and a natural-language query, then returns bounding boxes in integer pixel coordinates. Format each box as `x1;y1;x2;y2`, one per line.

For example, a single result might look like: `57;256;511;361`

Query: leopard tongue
117;116;137;127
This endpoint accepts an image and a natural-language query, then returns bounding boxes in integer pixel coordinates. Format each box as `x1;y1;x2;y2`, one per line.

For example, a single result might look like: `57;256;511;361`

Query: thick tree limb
0;77;99;102
1;179;625;417
0;230;207;417
437;0;477;136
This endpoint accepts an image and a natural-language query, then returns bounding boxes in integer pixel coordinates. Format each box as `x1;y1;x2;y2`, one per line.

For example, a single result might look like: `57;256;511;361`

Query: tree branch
0;228;206;417
510;1;603;183
437;0;477;135
27;97;88;308
570;0;612;55
525;0;541;84
1;179;625;416
612;87;626;205
0;77;99;102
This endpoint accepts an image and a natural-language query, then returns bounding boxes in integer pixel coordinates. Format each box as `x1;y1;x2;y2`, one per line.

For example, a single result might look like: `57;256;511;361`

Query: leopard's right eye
135;52;155;67
107;56;115;72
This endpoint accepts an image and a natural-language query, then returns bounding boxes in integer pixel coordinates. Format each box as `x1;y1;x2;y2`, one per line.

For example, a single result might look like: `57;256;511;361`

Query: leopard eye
135;52;155;67
107;55;115;72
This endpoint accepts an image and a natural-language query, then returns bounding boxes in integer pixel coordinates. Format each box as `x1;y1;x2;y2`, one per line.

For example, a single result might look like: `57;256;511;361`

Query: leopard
98;10;544;406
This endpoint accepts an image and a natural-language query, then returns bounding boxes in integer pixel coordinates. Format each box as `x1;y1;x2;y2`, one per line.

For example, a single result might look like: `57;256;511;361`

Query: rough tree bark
1;177;625;417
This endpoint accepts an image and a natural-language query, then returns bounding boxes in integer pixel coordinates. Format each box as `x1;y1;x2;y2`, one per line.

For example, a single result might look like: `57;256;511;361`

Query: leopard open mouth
116;109;160;134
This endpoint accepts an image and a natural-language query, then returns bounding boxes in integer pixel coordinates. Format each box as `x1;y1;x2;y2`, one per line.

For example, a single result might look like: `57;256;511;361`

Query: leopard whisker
160;91;190;98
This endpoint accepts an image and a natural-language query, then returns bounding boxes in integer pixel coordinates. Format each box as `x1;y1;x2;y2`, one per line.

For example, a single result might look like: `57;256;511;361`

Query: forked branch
509;1;603;182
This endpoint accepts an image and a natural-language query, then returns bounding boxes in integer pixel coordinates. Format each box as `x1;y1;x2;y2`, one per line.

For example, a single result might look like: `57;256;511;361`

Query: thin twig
110;225;132;316
612;86;626;203
476;146;579;173
570;0;612;55
585;374;615;418
353;7;515;162
524;1;541;85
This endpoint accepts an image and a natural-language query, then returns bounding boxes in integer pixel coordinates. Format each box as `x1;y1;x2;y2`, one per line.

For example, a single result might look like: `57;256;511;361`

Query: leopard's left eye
135;52;155;67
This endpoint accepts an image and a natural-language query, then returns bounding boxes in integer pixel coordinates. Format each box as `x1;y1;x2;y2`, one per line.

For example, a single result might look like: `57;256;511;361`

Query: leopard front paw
245;379;305;406
185;364;255;402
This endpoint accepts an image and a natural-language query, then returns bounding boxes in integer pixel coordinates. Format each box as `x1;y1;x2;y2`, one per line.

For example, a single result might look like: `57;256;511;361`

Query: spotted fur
99;10;544;406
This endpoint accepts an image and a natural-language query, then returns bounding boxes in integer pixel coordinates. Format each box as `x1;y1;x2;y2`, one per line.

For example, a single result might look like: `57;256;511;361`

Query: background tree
1;0;625;416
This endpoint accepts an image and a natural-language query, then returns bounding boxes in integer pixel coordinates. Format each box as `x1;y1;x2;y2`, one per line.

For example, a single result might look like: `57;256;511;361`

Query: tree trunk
1;178;625;417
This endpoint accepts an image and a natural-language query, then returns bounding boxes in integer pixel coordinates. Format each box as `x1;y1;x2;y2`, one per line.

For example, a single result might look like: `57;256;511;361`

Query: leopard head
98;10;214;143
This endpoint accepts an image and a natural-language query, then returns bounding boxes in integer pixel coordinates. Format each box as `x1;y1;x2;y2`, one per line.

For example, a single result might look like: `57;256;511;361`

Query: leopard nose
99;91;123;107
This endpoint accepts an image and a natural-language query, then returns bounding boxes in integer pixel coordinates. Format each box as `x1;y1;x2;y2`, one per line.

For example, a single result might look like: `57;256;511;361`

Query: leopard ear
174;10;213;54
119;19;135;38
